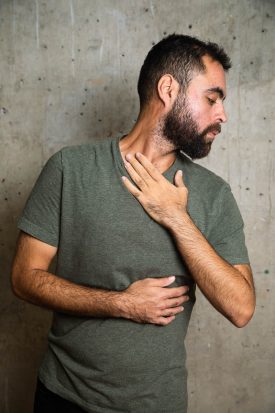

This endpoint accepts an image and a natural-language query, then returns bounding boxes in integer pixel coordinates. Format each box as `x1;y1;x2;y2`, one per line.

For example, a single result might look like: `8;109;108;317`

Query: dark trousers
33;379;87;413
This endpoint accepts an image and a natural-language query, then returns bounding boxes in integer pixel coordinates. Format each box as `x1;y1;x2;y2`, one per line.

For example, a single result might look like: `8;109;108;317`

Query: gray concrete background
0;0;274;412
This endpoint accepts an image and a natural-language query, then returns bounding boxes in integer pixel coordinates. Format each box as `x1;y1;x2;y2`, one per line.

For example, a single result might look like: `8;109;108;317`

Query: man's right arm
11;231;189;326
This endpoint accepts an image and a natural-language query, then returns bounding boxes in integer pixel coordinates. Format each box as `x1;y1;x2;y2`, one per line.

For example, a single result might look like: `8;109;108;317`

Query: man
11;34;255;413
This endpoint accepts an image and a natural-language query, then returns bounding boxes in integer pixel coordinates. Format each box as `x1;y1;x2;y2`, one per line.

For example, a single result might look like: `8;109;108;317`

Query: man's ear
157;74;180;112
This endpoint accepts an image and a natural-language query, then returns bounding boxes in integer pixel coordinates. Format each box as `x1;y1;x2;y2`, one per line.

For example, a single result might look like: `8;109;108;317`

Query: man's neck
119;110;177;175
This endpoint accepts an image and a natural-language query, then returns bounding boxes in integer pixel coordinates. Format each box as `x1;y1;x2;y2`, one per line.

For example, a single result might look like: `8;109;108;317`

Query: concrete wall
0;0;274;412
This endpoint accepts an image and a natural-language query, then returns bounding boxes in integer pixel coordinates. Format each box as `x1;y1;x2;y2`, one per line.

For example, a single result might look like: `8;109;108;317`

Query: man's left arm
121;152;255;327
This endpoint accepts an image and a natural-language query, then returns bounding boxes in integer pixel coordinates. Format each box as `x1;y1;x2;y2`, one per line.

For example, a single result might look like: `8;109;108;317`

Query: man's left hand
121;152;188;227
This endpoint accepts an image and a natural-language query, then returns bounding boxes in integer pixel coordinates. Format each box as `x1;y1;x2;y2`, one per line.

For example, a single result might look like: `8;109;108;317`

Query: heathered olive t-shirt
18;135;249;413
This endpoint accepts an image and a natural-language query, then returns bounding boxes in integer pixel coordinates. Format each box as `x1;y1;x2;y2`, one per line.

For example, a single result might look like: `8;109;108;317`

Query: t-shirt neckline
112;134;182;179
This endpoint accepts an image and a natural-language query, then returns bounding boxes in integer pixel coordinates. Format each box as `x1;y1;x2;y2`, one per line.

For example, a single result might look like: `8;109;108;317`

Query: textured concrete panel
0;1;274;412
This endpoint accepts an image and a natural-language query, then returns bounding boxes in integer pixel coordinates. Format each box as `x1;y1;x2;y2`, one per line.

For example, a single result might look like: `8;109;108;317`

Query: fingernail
169;276;175;281
136;152;141;158
125;153;132;161
178;170;183;175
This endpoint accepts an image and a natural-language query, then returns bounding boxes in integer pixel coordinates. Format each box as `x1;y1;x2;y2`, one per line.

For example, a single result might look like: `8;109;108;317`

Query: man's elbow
11;274;21;299
231;301;256;328
10;267;27;300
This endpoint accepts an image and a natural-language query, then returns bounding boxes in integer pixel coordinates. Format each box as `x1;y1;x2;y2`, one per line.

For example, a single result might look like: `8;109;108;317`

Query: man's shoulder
48;137;114;170
60;137;111;160
179;152;229;193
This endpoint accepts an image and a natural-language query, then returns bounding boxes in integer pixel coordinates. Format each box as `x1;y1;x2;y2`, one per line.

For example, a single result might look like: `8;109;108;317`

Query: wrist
108;290;131;319
164;210;192;232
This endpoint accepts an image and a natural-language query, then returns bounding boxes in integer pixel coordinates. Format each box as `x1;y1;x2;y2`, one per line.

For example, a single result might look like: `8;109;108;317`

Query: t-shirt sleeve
17;150;63;247
208;184;250;265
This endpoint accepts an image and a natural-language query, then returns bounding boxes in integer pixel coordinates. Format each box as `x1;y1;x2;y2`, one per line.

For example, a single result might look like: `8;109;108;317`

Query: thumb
174;170;185;187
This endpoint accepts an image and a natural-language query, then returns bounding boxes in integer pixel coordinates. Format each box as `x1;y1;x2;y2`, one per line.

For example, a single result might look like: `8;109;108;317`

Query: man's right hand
120;276;189;326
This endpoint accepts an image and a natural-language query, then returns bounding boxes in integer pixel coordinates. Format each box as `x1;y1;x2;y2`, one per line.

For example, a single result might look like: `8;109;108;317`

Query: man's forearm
120;151;255;327
167;212;255;327
13;269;124;318
12;268;189;325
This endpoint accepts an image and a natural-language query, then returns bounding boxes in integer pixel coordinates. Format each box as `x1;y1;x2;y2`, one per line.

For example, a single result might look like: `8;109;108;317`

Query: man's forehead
187;56;227;97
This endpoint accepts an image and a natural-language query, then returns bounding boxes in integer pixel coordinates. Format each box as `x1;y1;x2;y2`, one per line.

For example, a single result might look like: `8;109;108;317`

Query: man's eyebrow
205;87;226;100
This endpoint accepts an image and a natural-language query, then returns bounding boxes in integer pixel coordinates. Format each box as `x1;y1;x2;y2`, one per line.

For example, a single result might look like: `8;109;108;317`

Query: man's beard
162;93;221;160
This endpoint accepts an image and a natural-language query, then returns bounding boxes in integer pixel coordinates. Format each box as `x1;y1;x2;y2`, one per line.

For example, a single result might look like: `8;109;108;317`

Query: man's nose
216;103;227;123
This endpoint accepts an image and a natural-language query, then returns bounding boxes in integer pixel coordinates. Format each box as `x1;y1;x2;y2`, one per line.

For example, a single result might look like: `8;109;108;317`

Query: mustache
202;123;221;135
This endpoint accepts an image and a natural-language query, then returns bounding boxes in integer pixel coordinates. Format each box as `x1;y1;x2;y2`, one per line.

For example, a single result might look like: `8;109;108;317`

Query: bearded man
11;34;255;413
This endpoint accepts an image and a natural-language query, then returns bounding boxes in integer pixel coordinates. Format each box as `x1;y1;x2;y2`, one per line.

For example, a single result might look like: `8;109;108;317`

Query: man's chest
57;169;215;289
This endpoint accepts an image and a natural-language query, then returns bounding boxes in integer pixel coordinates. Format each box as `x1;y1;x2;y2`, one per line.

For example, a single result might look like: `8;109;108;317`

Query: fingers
151;297;189;326
126;276;191;326
161;305;184;317
121;176;142;198
157;304;186;326
174;170;185;187
124;153;153;187
125;152;163;182
134;152;163;181
124;159;149;190
122;153;187;195
146;276;176;287
158;294;189;317
166;294;189;308
142;277;189;296
165;285;189;298
158;315;176;326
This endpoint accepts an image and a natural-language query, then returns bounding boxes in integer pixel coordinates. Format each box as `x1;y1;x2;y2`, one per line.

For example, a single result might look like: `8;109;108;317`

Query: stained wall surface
0;1;274;412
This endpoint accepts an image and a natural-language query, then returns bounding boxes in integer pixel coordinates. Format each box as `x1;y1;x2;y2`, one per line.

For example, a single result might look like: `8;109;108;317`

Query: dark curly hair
137;34;231;109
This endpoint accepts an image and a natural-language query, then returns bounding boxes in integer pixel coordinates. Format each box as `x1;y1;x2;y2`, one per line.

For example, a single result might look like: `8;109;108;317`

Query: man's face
163;56;227;159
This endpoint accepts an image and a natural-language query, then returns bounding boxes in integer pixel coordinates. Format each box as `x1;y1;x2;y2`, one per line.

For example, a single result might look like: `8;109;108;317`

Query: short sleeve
208;184;250;265
17;151;63;247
